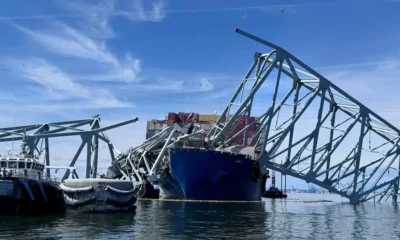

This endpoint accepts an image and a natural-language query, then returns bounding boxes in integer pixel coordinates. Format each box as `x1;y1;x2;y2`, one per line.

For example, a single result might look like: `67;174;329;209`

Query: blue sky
1;0;400;187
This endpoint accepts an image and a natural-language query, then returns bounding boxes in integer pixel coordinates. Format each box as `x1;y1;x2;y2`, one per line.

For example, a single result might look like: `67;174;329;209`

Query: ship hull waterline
0;177;65;216
158;148;262;202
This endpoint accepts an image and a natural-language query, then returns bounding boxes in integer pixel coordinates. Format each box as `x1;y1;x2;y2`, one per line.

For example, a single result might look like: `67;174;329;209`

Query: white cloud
14;22;142;83
57;0;117;39
0;1;340;22
324;59;400;116
3;58;131;110
8;0;167;84
199;77;214;91
58;0;167;24
123;0;166;22
125;77;214;93
0;0;167;22
57;0;166;25
9;58;88;99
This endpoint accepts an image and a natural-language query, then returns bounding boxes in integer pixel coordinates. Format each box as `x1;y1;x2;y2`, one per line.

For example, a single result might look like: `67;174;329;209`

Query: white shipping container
200;124;209;130
148;122;155;130
156;123;163;130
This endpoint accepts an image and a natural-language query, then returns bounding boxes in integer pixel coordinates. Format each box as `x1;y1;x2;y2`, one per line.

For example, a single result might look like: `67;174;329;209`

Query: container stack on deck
147;112;259;145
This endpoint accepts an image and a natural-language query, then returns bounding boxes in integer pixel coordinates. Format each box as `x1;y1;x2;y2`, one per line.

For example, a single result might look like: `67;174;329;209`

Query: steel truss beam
112;123;205;183
206;29;400;204
0;115;138;181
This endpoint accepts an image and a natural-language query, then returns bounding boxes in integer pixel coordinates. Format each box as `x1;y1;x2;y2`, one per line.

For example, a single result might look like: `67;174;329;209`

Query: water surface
0;193;398;239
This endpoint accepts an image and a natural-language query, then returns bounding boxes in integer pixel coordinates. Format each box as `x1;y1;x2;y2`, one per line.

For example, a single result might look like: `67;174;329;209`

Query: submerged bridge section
206;29;400;204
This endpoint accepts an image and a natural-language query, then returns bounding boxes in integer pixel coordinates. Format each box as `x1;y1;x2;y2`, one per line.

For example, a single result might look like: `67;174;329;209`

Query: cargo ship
158;147;262;201
147;112;263;201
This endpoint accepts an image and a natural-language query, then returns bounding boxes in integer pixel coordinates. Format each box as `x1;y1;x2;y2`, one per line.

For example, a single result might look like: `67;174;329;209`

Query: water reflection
134;200;267;239
0;196;399;239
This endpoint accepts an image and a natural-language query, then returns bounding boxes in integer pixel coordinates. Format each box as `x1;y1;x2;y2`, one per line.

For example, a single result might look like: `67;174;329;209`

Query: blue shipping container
147;130;155;138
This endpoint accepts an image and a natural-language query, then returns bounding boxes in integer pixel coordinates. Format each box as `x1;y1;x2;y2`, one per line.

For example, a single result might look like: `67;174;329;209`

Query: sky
0;0;400;188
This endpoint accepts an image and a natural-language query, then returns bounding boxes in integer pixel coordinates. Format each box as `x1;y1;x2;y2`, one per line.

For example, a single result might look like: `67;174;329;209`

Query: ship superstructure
0;134;65;215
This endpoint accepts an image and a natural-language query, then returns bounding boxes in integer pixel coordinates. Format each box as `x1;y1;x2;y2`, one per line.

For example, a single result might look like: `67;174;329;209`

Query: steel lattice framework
111;123;205;183
0;115;138;181
206;29;400;204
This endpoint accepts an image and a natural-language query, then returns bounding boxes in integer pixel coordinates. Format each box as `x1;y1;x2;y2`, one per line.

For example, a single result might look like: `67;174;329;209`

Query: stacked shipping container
146;120;168;139
146;112;259;145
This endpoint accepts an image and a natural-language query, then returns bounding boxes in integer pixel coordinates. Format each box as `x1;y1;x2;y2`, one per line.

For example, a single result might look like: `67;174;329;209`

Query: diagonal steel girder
0;116;138;181
111;122;206;183
206;28;400;204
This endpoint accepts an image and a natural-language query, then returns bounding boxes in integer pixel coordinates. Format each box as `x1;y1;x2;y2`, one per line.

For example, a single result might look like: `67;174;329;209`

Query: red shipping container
247;130;255;138
178;112;186;122
194;113;199;122
188;112;199;123
167;119;175;126
167;112;173;120
237;115;247;122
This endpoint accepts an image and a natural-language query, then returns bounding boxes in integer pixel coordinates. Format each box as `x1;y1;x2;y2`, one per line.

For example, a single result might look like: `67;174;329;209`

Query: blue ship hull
159;148;262;201
0;177;65;215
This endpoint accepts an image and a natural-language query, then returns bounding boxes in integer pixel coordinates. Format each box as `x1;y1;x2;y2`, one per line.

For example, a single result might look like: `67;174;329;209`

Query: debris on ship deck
108;112;263;201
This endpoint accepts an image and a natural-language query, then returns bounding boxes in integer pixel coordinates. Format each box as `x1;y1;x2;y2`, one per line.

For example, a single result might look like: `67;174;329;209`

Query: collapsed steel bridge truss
206;29;400;204
0;115;138;181
113;123;205;183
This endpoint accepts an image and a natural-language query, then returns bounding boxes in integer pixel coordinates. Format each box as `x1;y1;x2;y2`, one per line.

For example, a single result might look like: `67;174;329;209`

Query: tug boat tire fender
59;184;94;193
63;194;97;207
105;185;137;195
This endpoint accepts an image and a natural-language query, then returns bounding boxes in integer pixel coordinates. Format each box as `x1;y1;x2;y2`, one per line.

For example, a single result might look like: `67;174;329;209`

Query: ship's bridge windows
0;161;6;168
27;162;32;169
8;162;17;168
18;162;25;169
33;164;42;170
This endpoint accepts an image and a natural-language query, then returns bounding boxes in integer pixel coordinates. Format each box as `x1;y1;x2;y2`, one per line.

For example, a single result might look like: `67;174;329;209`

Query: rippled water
0;193;399;239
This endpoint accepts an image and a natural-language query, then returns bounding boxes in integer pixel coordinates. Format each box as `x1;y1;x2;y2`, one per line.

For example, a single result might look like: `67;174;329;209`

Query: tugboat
261;169;287;199
0;135;65;215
